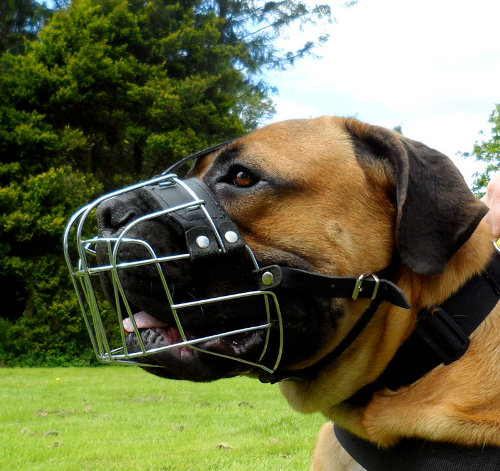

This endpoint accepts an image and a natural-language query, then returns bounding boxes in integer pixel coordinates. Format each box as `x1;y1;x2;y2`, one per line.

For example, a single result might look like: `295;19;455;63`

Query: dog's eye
231;168;256;188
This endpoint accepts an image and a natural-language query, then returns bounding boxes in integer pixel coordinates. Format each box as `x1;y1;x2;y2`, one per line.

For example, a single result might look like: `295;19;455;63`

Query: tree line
0;0;332;365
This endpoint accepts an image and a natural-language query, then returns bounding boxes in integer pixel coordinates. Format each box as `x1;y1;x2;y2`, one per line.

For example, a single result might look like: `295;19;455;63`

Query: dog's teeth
155;327;170;341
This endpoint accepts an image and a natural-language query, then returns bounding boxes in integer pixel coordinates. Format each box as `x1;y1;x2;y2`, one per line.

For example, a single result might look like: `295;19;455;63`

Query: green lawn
1;367;325;470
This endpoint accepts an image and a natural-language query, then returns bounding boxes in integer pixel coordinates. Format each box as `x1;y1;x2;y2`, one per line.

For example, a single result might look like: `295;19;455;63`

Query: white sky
264;0;500;185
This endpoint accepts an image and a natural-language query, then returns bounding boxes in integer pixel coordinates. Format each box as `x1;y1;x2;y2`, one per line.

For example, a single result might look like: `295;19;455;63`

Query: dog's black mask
94;178;331;381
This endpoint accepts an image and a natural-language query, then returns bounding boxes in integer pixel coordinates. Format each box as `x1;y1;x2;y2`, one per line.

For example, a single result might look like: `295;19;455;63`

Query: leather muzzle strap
141;177;245;260
256;262;410;384
253;265;409;308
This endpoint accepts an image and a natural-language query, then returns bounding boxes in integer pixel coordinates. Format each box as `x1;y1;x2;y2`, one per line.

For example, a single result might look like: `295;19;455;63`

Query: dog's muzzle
63;173;284;374
64;143;410;383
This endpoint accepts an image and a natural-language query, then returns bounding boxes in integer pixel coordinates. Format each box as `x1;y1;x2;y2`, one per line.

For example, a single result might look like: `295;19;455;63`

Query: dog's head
78;117;486;383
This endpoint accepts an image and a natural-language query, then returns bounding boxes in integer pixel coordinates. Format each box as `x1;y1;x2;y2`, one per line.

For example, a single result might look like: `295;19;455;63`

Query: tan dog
95;116;500;469
194;117;499;469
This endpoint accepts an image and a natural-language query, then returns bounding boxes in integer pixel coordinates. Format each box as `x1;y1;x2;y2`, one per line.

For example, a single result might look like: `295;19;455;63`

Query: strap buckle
493;238;500;255
352;273;380;300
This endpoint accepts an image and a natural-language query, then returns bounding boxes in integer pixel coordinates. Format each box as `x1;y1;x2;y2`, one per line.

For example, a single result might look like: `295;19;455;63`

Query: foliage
201;0;332;72
0;0;53;55
1;0;332;186
0;165;102;365
2;0;247;186
460;104;500;196
0;0;333;366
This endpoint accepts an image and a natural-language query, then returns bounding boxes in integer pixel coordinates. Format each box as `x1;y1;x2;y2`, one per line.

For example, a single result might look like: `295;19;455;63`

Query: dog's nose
96;194;139;234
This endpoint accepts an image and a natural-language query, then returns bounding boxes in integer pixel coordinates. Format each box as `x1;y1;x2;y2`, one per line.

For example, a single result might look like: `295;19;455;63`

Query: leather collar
336;249;500;470
346;249;500;406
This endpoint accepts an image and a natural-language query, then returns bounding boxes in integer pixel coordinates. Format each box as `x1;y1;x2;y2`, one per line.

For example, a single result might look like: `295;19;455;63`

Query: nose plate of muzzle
63;173;283;373
141;178;245;260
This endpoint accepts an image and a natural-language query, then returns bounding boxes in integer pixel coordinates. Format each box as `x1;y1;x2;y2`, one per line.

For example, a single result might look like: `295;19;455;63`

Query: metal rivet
261;271;274;286
224;230;238;243
196;235;210;249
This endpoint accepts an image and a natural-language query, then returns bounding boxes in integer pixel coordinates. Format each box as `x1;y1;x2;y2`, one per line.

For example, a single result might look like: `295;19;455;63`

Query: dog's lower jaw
124;327;269;382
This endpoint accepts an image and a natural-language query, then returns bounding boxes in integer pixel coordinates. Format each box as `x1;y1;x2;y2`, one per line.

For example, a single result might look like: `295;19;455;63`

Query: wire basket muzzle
63;174;283;374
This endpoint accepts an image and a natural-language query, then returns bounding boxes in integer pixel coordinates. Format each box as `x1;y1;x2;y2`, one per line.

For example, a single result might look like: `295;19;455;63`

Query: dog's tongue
123;311;167;333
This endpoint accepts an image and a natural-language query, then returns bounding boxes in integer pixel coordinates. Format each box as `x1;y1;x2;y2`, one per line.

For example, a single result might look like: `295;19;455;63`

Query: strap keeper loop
415;306;470;365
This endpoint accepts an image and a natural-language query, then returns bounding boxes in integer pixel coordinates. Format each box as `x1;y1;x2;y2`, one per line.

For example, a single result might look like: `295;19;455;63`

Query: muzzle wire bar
64;174;284;373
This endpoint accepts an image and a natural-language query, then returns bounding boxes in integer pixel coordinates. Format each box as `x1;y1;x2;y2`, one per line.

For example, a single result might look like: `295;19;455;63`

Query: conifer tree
0;0;333;365
0;0;52;54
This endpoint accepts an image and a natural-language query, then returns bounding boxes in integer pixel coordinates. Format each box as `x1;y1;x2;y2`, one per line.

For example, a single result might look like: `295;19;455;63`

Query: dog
94;116;500;470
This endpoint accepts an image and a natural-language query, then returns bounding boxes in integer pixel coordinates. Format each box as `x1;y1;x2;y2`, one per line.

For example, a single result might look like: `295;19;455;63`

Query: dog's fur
99;117;500;470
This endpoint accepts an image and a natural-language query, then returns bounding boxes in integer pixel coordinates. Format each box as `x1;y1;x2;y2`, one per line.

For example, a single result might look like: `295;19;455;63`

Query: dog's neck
281;221;498;446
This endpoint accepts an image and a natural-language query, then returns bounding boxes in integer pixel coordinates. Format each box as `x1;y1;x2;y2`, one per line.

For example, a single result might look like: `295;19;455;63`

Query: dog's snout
97;194;140;234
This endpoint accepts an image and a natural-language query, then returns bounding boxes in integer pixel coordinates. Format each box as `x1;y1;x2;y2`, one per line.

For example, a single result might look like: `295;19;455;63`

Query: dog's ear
344;118;488;275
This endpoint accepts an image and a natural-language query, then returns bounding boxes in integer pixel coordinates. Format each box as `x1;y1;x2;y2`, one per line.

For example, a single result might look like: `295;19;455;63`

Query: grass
1;367;325;470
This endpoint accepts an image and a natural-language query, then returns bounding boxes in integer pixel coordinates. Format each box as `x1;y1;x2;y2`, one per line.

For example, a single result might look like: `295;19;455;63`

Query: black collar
346;249;500;406
335;250;500;470
334;424;500;471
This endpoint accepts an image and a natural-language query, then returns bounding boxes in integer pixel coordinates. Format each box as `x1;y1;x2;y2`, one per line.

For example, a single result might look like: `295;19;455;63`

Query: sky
263;0;500;185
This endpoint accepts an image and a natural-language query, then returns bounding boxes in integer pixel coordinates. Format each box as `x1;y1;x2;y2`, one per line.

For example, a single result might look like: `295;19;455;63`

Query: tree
201;1;332;72
0;0;52;55
0;165;102;365
0;0;333;365
461;104;500;196
2;0;332;186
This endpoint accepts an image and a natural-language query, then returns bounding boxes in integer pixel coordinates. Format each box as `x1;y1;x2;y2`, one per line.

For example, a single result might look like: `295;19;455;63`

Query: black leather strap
163;140;235;175
257;260;409;384
259;297;385;383
334;425;500;471
347;251;500;406
254;265;410;308
334;255;500;469
141;178;245;259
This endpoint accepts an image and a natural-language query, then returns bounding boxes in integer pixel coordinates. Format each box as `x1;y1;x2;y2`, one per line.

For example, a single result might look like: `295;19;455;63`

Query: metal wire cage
63;173;284;374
